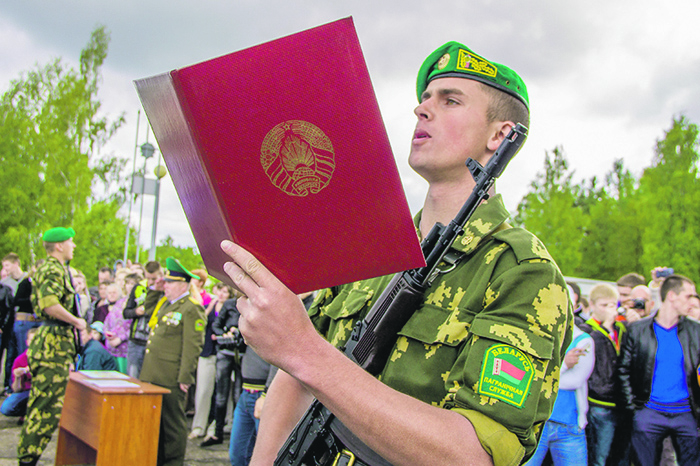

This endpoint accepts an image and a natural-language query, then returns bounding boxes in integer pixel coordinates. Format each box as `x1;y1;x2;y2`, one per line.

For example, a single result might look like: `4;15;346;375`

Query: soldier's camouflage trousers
17;326;75;462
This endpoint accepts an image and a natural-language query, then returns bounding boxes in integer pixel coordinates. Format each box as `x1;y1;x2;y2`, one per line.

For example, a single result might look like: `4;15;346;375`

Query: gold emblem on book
261;120;335;197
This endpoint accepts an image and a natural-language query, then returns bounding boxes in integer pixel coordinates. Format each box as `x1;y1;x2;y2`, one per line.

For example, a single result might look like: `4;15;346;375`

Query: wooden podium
56;371;170;466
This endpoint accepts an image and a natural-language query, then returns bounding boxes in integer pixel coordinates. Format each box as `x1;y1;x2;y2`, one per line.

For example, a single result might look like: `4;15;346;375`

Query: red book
134;17;425;294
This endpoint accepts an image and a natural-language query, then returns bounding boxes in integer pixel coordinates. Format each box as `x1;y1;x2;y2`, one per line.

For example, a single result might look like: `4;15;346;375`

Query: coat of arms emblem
260;120;335;197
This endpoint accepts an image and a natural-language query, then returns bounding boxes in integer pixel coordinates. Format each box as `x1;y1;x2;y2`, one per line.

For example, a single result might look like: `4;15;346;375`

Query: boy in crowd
526;322;594;465
76;321;118;371
580;283;626;466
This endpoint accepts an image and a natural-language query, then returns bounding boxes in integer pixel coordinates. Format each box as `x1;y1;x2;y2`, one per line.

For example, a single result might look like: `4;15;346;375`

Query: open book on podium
134;17;425;294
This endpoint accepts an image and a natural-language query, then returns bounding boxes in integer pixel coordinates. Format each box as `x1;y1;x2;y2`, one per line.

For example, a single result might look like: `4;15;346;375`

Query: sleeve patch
478;344;534;408
194;319;205;332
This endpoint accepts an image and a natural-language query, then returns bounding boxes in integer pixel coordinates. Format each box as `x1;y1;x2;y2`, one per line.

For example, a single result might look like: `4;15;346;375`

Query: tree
515;146;586;275
0;26;126;267
578;159;644;281
144;236;203;272
637;116;700;282
71;200;137;285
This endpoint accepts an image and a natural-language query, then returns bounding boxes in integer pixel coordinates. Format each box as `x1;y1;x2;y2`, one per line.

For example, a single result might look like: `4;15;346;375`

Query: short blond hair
589;283;619;304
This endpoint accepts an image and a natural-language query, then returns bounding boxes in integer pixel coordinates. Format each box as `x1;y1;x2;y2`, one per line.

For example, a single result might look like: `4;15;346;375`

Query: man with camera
200;295;245;447
629;285;654;318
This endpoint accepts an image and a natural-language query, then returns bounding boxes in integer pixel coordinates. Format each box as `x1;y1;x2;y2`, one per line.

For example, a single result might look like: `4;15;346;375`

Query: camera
657;268;674;279
632;298;646;310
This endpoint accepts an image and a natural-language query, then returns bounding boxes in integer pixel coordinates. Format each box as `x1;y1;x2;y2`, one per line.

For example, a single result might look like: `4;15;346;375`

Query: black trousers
213;352;242;438
631;406;700;466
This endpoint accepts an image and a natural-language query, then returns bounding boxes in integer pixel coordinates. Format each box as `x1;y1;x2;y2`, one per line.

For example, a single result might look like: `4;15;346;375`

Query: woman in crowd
71;269;92;322
189;282;234;439
102;283;131;373
201;290;244;447
114;268;131;297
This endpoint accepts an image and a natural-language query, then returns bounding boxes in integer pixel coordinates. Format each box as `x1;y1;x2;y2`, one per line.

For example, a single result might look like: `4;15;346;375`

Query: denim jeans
526;420;587;466
0;390;29;416
586;405;619;466
13;320;42;356
229;390;262;466
631;406;700;466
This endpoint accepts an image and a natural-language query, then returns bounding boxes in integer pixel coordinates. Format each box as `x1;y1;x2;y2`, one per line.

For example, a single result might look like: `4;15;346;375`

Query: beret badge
436;53;450;71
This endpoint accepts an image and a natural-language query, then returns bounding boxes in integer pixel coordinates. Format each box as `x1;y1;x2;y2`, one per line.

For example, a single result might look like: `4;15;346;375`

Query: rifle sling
329;417;393;466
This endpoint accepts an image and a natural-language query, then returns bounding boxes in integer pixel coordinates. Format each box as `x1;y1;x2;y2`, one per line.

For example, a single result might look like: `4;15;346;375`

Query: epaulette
188;297;201;305
492;226;553;264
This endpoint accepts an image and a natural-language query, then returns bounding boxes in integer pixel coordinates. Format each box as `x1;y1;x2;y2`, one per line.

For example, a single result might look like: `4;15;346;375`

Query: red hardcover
134;17;425;294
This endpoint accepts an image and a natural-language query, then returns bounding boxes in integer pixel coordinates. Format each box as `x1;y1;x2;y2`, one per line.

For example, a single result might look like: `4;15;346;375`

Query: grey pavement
0;404;232;466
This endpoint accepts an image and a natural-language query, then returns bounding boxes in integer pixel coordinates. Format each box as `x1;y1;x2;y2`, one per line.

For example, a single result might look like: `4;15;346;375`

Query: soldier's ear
485;121;515;153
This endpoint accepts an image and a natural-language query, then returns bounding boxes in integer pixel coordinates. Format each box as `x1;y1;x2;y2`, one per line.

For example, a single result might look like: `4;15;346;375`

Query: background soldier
139;257;206;466
17;227;86;466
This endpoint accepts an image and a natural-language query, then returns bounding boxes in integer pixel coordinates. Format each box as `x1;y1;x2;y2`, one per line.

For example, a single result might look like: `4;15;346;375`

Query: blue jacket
77;339;118;371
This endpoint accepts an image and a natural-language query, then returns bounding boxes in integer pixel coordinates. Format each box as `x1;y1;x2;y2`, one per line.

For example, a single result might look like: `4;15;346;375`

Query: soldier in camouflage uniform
221;41;572;466
18;227;86;466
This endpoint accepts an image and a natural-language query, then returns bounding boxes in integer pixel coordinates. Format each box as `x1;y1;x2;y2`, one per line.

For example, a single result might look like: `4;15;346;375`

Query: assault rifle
65;261;84;351
275;124;528;466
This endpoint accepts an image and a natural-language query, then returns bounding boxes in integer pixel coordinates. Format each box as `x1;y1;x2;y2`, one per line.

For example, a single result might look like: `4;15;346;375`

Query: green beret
416;41;528;109
164;257;200;282
42;227;76;243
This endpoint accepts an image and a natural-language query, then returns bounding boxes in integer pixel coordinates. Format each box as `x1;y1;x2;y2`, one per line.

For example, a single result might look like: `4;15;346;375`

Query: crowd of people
5;244;697;466
0;242;296;466
527;269;700;466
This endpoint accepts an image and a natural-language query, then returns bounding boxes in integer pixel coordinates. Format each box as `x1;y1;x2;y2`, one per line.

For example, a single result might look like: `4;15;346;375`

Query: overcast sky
2;1;699;252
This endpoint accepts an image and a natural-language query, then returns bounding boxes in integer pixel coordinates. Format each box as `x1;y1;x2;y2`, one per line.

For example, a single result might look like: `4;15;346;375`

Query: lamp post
149;153;167;261
123;110;141;263
135;141;155;262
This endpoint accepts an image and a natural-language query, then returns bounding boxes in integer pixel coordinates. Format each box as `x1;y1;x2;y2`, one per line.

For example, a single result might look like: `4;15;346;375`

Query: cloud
1;0;699;250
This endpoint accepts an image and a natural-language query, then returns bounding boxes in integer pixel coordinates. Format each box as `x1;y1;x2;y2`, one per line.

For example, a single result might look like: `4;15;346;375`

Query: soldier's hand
74;318;87;331
220;240;324;373
179;383;190;393
135;305;146;316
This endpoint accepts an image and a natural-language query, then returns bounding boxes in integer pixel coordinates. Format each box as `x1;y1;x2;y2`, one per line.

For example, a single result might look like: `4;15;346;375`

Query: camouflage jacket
309;195;573;466
31;256;76;324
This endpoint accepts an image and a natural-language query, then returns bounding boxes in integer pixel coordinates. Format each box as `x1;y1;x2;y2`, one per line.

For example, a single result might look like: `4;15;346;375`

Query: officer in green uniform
139;257;206;466
220;42;573;466
18;227;87;466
